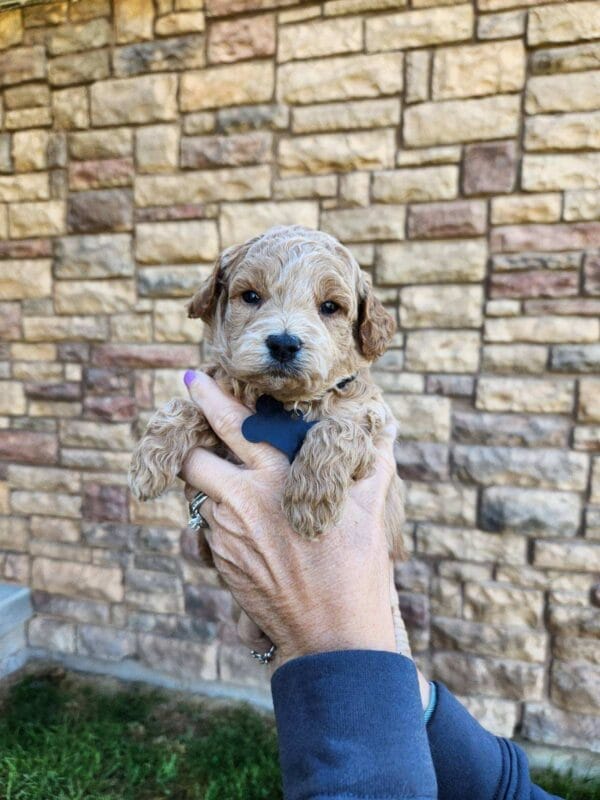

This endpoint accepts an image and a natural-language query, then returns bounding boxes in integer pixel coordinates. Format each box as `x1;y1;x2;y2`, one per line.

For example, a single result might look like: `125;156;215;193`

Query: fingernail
183;370;196;387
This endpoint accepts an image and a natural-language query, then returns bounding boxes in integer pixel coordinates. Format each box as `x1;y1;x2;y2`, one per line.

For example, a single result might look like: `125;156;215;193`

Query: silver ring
251;644;276;665
188;491;210;530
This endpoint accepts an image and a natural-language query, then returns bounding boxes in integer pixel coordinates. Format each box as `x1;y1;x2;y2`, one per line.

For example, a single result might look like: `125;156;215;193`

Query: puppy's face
188;226;395;402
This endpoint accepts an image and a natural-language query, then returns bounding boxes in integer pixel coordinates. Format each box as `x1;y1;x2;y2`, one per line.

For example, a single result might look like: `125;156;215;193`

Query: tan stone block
405;330;480;373
564;190;600;222
114;0;154;42
47;18;111;55
279;17;362;62
279;130;395;176
273;175;338;200
292;98;400;134
387;394;451;442
60;419;134;450
324;0;407;13
464;582;544;627
24;0;69;26
528;2;600;46
482;344;548;374
591;457;600;504
32;557;123;601
54;279;136;314
8;201;65;238
531;42;600;76
478;9;525;39
136;125;179;173
0;260;51;299
135;220;219;263
397;146;462;167
523;153;600;191
404;481;476;525
110;312;152;342
404;95;520;146
12;490;80;518
433;41;525;99
130;491;187;526
8;464;80;493
526;71;600;114
366;4;473;51
11;343;56;361
321;205;405;242
181;62;274;111
401;285;483;328
70;0;111;20
485;315;600;344
0;482;8;514
0;381;25;414
535;540;600;573
12;362;62;382
11;130;48;172
477;377;574;414
220;201;318;247
278;52;403;105
91;75;177;125
0;45;45;87
208;14;274;63
372;165;458;203
52;86;89;129
0;173;48;202
4;83;49;110
491;194;561;225
416;523;526;564
339;172;370;207
48;49;109;87
155;11;205;35
405;50;430;104
280;6;320;22
69;128;133;160
154;300;203;342
30;400;82;418
4;106;52;130
0;206;6;239
135;166;271;205
0;516;28;551
0;10;23;49
579;378;600;423
376;239;486;284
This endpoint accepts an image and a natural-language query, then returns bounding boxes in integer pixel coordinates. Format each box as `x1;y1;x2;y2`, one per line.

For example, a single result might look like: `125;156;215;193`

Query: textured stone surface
377;239;486;284
481;487;581;537
400;285;483;328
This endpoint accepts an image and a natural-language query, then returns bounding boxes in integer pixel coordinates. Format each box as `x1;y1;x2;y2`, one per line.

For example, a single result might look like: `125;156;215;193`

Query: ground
0;668;597;800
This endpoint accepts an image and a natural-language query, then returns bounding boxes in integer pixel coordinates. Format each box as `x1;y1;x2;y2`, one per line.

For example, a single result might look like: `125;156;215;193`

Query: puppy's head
188;226;395;402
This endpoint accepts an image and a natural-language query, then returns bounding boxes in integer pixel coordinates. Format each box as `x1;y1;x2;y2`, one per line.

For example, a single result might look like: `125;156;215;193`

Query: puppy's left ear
357;277;396;360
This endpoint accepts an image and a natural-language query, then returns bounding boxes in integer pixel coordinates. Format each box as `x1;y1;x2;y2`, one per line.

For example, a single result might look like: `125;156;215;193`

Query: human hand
180;370;399;669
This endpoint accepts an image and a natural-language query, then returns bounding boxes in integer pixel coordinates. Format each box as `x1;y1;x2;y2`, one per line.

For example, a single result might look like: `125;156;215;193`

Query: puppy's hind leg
129;398;217;501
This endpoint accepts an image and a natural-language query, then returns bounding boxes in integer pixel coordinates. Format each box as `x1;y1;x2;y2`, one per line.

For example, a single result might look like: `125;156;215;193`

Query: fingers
180;446;242;503
237;611;273;653
184;371;288;470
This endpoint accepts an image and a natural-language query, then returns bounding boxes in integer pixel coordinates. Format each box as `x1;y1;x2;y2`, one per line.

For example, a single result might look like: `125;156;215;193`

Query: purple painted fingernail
183;370;196;387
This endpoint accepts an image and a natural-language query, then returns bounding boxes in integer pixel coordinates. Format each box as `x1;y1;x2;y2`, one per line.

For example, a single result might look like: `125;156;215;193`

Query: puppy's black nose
266;333;302;363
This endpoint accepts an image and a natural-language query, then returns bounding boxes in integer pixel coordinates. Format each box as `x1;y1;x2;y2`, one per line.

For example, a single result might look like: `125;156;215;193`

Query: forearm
271;650;437;800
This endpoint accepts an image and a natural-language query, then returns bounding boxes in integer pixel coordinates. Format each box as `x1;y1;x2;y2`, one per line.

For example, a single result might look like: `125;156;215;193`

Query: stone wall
0;0;599;754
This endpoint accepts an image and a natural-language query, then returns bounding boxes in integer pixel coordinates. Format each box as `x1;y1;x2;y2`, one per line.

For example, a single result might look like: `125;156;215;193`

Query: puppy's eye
320;300;340;316
242;290;261;305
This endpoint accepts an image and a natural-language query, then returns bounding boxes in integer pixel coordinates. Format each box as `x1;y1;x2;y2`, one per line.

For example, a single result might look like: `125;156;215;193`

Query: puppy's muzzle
266;332;302;364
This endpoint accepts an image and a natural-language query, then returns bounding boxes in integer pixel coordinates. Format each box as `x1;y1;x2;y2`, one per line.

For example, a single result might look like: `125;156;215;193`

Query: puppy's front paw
282;471;344;538
128;449;173;501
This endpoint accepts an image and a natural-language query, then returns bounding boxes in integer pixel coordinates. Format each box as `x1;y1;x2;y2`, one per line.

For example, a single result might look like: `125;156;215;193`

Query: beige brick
135;220;219;263
416;524;526;564
279;18;362;62
339;172;370;207
482;344;549;374
0;260;52;299
321;205;406;242
377;239;487;284
405;50;430;105
110;312;152;342
181;62;274;111
9;201;65;238
433;41;525;100
114;0;154;42
377;165;458;203
4;83;50;110
0;381;26;414
491;194;561;225
32;557;123;602
535;541;600;573
0;10;23;49
485;316;600;344
401;285;483;328
11;343;56;361
591;457;600;504
46;18;111;55
0;173;49;202
387;394;451;442
154;300;203;342
273;175;338;200
522;154;600;191
136;125;179;173
220;201;318;248
478;9;525;39
48;50;110;88
526;72;600;114
60;419;134;450
12;490;80;518
404;95;520;146
0;517;28;551
397;146;462;167
134;166;271;206
366;5;473;51
91;75;177;126
54;280;136;314
69;128;133;160
476;377;574;414
528;2;600;46
579;378;600;423
8;465;80;493
564;191;600;222
4;107;52;130
52;86;89;129
208;14;275;63
279;130;395;176
525;112;600;153
155;11;205;35
278;52;403;105
324;0;407;13
292;98;400;134
464;582;544;628
405;330;480;372
531;42;600;76
12;130;49;172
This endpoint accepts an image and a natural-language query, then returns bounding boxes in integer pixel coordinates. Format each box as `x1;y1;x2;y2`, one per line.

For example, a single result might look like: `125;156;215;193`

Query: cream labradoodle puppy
129;225;406;561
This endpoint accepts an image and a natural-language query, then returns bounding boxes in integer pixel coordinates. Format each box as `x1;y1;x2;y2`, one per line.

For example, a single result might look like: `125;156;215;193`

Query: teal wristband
423;681;437;725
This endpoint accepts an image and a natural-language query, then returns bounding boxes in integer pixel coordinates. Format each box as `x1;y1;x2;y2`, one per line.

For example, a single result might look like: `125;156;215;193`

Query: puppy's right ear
187;236;262;324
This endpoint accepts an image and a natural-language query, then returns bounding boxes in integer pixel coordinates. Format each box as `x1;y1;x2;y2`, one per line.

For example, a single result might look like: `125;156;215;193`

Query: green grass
0;669;598;800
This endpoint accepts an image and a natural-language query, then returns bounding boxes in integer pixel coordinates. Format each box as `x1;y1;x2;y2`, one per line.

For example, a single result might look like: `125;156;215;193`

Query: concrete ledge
0;583;33;680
